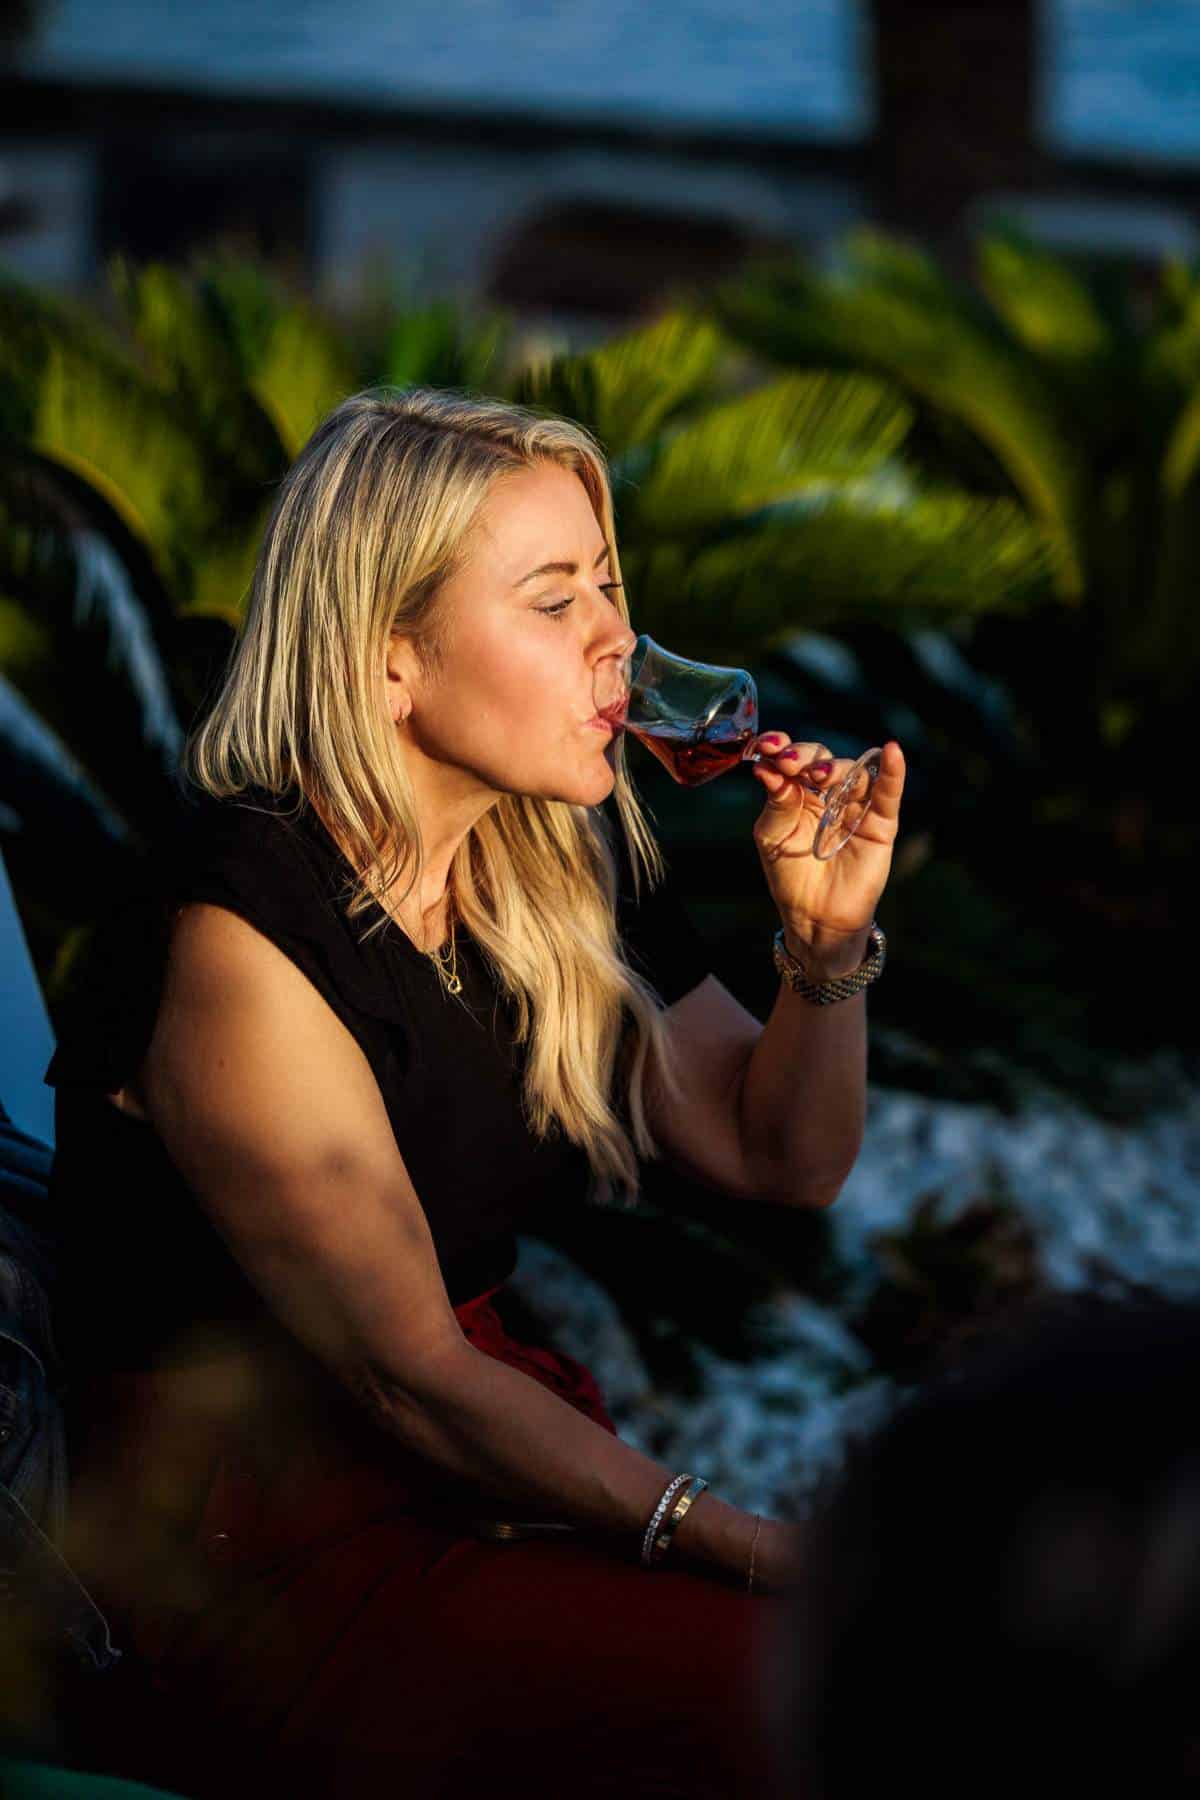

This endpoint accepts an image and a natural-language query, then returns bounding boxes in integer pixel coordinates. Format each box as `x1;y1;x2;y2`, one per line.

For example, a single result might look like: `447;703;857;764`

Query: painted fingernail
809;760;834;778
761;733;786;747
780;746;800;761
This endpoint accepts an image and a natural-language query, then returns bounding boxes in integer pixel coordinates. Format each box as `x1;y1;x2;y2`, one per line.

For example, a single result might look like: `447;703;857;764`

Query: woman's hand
749;735;906;977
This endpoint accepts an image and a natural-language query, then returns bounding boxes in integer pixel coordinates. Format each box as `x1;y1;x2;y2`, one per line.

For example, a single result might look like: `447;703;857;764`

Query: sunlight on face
401;461;635;806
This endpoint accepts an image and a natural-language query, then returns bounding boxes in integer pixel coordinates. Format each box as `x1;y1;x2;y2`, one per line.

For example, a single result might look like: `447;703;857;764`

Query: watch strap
772;923;886;1005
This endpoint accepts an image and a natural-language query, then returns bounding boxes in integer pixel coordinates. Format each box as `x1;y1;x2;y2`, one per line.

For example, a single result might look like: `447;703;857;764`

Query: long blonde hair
183;386;685;1200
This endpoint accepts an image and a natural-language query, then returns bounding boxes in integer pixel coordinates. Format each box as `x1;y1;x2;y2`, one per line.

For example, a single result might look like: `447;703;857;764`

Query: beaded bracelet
640;1473;693;1568
645;1475;709;1569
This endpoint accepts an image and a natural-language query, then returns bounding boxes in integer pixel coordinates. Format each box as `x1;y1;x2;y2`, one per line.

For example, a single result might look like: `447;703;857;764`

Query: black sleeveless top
44;783;711;1378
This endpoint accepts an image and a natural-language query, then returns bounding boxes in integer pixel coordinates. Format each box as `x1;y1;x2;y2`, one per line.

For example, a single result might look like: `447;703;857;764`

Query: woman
46;388;905;1799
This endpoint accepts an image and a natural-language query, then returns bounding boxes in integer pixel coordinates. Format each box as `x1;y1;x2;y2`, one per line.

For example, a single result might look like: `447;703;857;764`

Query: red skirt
62;1285;790;1799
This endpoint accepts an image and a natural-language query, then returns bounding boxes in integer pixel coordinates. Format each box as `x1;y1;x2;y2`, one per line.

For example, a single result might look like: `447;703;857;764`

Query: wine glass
593;634;882;862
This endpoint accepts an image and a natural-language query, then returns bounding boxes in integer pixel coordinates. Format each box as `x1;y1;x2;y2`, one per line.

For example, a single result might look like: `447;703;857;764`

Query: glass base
812;747;882;860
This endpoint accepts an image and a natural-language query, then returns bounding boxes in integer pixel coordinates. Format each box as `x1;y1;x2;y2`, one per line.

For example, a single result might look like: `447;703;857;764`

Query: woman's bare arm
138;904;792;1587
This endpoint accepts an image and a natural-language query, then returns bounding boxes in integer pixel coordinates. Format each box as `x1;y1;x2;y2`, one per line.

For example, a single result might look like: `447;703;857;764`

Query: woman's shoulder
169;778;311;878
162;778;361;933
45;782;399;1099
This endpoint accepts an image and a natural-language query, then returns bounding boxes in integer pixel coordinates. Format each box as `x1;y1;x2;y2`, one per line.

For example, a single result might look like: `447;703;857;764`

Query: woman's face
393;461;636;808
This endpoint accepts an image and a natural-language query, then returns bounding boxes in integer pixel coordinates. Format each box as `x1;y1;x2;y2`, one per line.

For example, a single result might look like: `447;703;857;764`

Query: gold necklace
378;881;461;994
432;902;462;995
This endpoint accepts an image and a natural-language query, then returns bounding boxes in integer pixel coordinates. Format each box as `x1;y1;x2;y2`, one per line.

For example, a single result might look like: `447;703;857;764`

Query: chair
0;844;187;1797
0;844;56;1150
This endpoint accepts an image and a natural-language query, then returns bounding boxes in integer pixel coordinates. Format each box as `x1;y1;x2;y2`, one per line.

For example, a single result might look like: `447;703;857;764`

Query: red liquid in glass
609;716;756;787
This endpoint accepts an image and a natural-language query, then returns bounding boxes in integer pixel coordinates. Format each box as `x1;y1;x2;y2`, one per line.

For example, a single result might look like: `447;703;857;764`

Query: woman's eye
536;581;623;620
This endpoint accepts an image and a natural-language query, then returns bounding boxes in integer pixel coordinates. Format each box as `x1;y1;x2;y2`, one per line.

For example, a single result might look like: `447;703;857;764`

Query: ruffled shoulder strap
45;782;410;1096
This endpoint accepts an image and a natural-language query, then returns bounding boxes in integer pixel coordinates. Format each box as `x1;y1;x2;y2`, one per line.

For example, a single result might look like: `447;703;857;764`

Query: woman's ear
385;633;417;726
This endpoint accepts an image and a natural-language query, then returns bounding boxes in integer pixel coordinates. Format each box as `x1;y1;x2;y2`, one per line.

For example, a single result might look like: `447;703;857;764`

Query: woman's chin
553;753;617;807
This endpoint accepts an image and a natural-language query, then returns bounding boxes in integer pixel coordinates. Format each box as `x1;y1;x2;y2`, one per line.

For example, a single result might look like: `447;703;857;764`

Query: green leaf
713;231;1086;598
625;471;1055;646
184;498;274;625
622;371;913;540
975;232;1113;365
0;666;131;849
249;307;357;459
513;309;725;460
112;258;286;490
189;257;356;457
199;259;284;374
0;592;51;673
36;342;213;587
1144;260;1200;395
0;277;215;594
1161;385;1200;497
381;301;510;392
1146;393;1200;701
0;476;184;805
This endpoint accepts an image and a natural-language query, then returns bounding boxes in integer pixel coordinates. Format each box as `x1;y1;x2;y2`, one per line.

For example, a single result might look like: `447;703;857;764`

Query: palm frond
0;669;130;848
1146;398;1200;701
249;308;357;460
974;231;1138;464
192;258;356;458
198;259;284;374
69;532;184;766
1144;259;1200;396
1161;386;1200;498
0;485;184;812
513;309;726;461
624;470;1056;646
712;231;1087;598
620;371;913;540
381;301;511;393
111;258;287;490
0;278;216;594
183;498;274;627
975;232;1113;366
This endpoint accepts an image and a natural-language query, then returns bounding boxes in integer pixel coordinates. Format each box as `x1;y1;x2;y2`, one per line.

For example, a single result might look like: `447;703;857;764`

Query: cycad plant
710;227;1196;901
2;256;1058;1017
11;237;1182;1109
0;246;1162;1393
698;227;1198;1090
516;306;1056;915
0;257;512;990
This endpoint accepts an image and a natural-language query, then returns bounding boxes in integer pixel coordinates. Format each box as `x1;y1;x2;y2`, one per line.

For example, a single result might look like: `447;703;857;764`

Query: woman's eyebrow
513;544;611;587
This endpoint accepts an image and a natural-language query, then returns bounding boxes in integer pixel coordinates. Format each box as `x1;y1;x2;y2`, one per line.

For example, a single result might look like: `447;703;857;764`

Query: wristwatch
772;923;887;1005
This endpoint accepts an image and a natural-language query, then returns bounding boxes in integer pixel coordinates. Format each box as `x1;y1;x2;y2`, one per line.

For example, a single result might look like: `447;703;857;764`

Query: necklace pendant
447;974;463;995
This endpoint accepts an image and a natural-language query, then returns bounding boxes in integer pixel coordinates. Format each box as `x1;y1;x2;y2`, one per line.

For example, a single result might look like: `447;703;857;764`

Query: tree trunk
868;0;1040;253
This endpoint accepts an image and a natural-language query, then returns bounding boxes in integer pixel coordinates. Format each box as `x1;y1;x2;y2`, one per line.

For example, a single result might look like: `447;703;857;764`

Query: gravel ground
510;1061;1200;1518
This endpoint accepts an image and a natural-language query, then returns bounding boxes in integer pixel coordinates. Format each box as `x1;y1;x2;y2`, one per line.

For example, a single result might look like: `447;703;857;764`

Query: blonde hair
183;386;685;1200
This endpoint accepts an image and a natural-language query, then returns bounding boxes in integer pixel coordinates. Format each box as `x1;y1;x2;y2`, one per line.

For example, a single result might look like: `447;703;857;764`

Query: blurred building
1;0;1199;336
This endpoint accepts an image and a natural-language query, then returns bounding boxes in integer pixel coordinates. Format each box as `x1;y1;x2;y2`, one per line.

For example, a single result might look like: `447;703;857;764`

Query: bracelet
640;1474;692;1567
747;1513;762;1593
772;922;887;1006
645;1476;709;1569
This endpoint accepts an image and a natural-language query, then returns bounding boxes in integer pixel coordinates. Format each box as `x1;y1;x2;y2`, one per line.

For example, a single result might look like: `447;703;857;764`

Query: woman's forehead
470;466;604;577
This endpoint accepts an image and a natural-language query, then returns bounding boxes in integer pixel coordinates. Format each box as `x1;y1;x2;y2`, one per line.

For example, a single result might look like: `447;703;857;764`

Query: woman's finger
866;741;906;823
764;739;832;770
